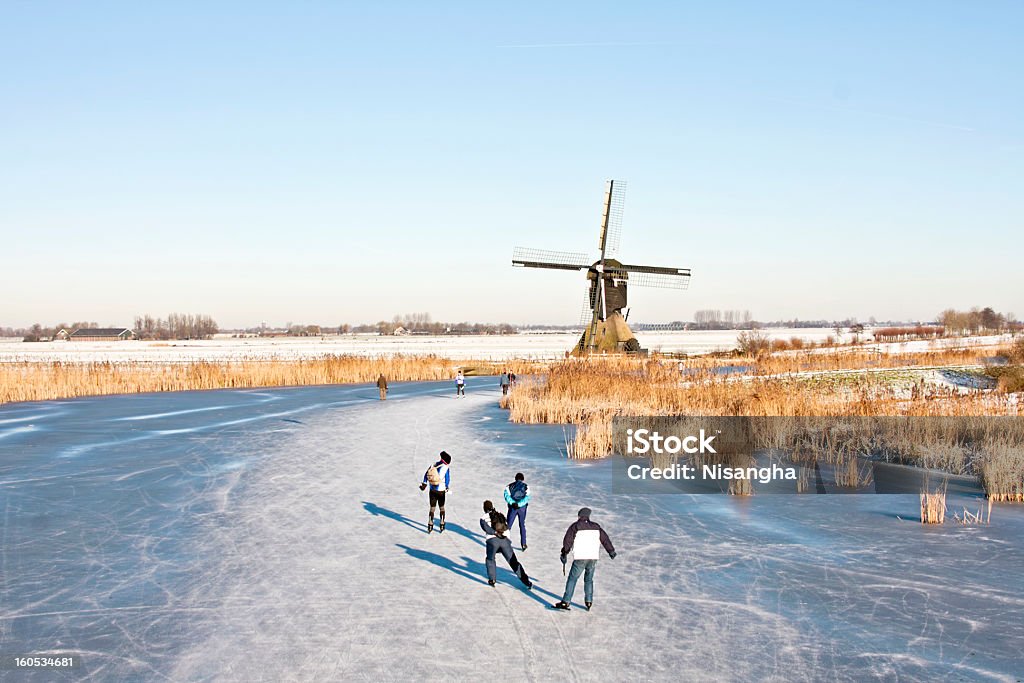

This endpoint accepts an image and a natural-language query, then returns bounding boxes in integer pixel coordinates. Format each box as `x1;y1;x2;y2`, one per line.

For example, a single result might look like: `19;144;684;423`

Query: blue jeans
562;559;597;603
507;505;527;546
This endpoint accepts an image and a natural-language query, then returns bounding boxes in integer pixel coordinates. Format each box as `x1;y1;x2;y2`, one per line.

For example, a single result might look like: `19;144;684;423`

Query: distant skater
552;508;616;611
377;374;388;401
480;500;532;589
509;371;517;386
504;472;530;550
456;370;465;397
419;451;451;533
500;371;510;396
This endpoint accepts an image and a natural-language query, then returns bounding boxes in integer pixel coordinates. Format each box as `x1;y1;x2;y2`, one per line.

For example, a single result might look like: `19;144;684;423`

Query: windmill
512;180;691;355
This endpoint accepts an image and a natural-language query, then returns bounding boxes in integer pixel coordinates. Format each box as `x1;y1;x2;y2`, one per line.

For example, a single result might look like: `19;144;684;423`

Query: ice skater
503;472;530;550
552;507;616;611
377;373;388;400
500;371;510;395
455;370;465;397
419;451;451;533
479;500;532;589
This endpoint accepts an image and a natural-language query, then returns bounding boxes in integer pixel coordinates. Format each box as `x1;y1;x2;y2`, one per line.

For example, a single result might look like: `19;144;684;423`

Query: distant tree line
133;313;219;340
223;312;518;337
691;309;754;330
7;322;99;342
938;307;1019;336
347;313;517;336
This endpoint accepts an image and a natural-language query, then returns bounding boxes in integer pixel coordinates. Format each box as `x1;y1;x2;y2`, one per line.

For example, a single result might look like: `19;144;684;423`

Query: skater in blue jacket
503;473;531;550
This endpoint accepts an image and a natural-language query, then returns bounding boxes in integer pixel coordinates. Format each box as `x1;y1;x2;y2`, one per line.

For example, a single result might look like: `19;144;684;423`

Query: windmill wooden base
573;312;645;356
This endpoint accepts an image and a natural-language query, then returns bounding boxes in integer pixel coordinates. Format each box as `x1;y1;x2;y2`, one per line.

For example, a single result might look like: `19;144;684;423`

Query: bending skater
419;451;451;533
480;500;532;589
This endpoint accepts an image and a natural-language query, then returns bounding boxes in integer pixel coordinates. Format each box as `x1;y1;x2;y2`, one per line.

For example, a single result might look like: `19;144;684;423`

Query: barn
69;328;134;341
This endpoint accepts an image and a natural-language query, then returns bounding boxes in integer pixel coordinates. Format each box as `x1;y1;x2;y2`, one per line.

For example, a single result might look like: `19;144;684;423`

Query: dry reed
920;488;946;524
505;355;1021;502
0;356;544;404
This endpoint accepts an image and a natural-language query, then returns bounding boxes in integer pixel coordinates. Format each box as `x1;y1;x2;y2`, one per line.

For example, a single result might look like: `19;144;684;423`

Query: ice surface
1;380;1022;681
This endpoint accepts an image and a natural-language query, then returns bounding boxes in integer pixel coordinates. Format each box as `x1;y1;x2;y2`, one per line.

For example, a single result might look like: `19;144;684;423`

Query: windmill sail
598;180;626;259
607;263;691;289
512;247;590;271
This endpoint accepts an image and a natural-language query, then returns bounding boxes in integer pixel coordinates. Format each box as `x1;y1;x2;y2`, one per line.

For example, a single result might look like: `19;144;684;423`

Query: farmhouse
69;328;134;341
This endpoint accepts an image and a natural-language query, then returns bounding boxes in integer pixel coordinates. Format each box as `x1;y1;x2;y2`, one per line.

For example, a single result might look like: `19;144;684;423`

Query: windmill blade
512;247;590;271
578;283;599;325
607;263;691;290
598;180;626;259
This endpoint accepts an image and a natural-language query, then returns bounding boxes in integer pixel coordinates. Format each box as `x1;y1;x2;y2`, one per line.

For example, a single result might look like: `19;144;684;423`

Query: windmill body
512;181;691;355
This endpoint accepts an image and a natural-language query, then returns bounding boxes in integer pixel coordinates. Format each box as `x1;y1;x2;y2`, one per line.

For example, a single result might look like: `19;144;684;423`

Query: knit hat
577;507;592;519
440;451;452;464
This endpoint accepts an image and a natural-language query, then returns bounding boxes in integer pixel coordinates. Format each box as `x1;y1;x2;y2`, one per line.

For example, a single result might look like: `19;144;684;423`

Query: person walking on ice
504;472;530;550
499;371;510;396
377;373;388;401
419;451;451;533
455;370;465;397
479;500;532;589
552;507;616;611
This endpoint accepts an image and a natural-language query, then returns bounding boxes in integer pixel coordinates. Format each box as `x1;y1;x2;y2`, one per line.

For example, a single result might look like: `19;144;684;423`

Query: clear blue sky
2;2;1021;328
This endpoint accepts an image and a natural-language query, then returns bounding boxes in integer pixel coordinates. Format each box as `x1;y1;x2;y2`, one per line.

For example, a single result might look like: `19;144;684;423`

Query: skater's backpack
425;463;442;487
490;511;509;536
508;480;528;503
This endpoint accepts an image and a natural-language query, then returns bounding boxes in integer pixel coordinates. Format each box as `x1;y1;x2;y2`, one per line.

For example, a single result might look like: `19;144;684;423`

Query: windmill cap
577;507;592;519
440;451;452;464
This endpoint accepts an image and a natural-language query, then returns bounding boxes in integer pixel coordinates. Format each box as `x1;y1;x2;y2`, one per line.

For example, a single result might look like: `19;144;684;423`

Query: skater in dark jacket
419;451;451;533
552;508;615;611
499;371;510;395
479;500;532;589
503;472;531;550
377;374;388;400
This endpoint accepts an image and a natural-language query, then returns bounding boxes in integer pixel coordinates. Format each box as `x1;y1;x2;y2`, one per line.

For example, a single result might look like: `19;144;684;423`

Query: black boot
439;512;445;532
585;602;592;611
488;579;496;586
427;514;434;533
552;601;570;610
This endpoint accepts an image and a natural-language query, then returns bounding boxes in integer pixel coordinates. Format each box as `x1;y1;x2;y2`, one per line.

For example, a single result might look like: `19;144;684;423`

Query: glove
510;502;519;510
609;551;617;560
419;483;427;491
560;553;567;565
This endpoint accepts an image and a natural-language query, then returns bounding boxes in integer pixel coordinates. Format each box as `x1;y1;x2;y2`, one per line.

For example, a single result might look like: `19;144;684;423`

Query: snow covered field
0;329;1011;363
2;381;1022;680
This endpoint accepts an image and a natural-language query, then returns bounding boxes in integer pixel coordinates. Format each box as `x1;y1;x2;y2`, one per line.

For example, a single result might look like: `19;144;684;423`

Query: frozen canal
1;381;1023;681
